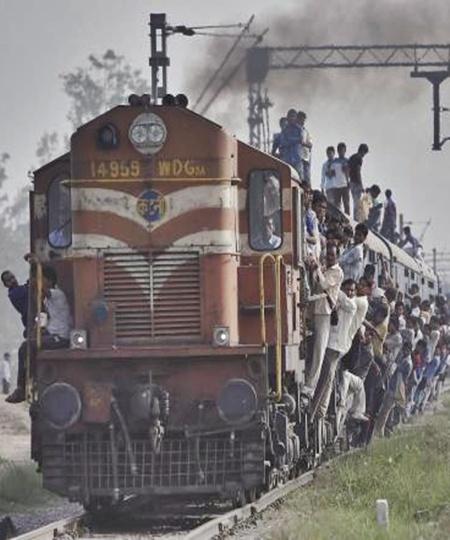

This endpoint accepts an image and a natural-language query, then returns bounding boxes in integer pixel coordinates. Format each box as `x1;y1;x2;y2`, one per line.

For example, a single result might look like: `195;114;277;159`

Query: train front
30;98;272;509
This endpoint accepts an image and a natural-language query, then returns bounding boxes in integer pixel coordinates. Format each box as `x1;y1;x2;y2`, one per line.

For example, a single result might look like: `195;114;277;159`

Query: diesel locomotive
27;94;437;511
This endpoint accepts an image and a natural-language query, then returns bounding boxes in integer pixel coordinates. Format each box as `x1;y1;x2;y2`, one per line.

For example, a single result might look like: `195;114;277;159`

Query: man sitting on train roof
399;226;420;258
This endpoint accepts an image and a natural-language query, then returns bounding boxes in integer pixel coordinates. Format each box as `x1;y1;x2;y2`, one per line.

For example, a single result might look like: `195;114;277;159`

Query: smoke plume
186;0;450;132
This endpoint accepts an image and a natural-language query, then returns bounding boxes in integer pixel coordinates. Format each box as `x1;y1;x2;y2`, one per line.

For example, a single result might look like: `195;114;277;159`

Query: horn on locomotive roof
128;94;152;107
162;94;176;106
161;93;189;107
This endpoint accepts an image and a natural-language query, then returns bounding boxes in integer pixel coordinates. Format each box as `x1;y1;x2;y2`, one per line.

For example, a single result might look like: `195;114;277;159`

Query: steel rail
184;471;314;540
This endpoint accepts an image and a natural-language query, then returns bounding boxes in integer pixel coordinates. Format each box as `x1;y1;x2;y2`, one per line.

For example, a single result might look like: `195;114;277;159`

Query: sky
1;0;449;264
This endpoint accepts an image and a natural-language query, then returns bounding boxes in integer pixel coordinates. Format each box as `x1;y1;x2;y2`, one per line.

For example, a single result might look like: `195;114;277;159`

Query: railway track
12;469;315;540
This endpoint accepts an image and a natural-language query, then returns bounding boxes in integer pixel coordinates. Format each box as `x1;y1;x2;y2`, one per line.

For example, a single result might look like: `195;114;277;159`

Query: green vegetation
270;397;450;539
0;460;59;512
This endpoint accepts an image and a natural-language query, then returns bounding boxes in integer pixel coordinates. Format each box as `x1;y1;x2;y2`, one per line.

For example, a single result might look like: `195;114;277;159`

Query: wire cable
193;15;255;111
199;28;269;116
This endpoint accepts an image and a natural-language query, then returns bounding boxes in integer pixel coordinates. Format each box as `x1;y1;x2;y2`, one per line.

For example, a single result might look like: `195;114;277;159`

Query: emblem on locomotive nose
137;189;166;223
128;112;167;155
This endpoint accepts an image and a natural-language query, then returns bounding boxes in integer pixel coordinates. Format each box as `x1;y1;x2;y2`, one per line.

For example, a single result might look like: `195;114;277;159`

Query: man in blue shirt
1;264;30;403
279;109;303;178
271;117;287;157
1;271;28;329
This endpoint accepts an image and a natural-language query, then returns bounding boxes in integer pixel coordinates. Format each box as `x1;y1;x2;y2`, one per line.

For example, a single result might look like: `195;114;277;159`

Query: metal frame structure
246;44;450;150
149;13;170;102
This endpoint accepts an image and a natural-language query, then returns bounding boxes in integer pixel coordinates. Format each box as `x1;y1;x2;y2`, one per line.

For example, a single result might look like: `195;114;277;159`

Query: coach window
248;170;282;251
48;175;72;248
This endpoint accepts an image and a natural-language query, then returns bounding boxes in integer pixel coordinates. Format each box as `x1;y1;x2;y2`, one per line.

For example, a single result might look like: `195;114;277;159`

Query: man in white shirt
321;146;335;193
312;279;357;418
384;317;403;376
41;266;72;348
336;277;372;429
305;245;344;396
339;223;368;282
1;352;11;395
327;142;350;214
298;111;312;185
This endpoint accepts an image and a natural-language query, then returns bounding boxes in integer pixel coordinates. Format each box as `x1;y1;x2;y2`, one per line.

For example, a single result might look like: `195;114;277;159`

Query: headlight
70;329;88;349
217;379;258;425
128;113;167;155
213;326;230;347
40;382;82;430
97;123;119;149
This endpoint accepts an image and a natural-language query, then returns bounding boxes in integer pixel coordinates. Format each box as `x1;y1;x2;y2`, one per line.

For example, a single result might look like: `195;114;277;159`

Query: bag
326;293;339;326
330;308;339;326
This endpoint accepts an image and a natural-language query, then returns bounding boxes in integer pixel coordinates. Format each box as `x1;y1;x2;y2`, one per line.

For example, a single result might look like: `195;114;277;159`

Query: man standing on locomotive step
304;244;344;397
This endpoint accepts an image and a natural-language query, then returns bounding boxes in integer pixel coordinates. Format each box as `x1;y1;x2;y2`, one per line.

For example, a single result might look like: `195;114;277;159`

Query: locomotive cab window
48;175;72;248
248;170;282;251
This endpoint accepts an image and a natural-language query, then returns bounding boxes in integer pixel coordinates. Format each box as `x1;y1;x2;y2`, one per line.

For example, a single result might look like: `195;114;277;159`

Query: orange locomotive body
30;99;308;509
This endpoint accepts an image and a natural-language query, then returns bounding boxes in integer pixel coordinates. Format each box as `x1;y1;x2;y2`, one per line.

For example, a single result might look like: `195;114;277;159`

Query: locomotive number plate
90;159;141;179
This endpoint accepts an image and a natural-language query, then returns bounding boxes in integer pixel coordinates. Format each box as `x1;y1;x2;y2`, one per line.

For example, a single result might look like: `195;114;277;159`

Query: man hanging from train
1;255;32;403
2;257;72;403
310;278;357;419
304;244;344;397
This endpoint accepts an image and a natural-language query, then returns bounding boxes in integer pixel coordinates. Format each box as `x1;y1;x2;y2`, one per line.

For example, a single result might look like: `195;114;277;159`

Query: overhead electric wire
192;31;261;38
193;15;255;111
187;23;248;30
199;27;269;116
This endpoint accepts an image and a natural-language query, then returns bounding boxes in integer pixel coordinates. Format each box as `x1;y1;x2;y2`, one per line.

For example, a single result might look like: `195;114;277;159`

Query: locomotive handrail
259;253;283;402
36;261;43;351
26;261;42;402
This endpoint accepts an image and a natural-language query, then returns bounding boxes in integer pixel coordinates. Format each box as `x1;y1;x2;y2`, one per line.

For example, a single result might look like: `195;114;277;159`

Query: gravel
3;501;83;536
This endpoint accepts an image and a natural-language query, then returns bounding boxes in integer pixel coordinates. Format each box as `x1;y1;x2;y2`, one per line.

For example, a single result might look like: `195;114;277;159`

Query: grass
269;396;450;540
0;460;59;512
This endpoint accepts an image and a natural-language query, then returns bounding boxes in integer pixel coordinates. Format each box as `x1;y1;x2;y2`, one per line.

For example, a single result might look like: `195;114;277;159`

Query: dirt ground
0;395;31;462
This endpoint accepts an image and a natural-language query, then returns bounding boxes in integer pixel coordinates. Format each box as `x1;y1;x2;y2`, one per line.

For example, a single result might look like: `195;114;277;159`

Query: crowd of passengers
272;110;422;258
301;197;449;442
303;211;450;444
273;109;449;440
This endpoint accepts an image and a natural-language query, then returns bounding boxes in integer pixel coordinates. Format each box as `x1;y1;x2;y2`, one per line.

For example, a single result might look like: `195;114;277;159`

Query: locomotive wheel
245;487;258;503
232;489;246;508
85;497;118;522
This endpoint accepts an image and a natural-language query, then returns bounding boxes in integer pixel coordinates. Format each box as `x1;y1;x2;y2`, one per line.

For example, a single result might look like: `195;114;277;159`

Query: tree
35;131;67;167
61;49;148;129
0;153;28;358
